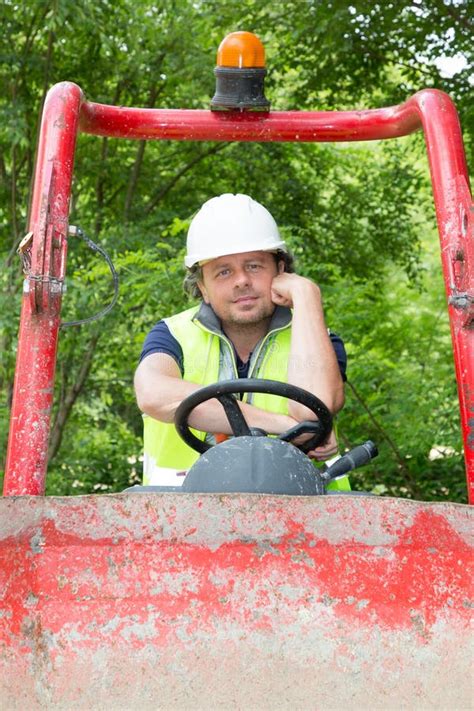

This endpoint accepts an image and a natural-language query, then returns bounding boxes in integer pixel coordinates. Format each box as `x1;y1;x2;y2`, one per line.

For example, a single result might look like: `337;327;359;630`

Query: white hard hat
185;193;286;268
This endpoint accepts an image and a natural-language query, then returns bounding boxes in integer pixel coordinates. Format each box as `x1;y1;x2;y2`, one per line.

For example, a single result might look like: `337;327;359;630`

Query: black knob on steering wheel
174;378;333;454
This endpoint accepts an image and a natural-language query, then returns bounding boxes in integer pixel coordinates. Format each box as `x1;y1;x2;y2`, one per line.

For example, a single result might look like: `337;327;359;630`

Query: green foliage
0;0;470;501
334;250;465;502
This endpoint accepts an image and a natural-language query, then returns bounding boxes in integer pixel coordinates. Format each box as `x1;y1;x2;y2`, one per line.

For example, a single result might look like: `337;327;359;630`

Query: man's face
198;250;283;326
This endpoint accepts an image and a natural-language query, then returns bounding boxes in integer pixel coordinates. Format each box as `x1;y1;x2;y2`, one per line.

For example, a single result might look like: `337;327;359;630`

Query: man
135;193;347;487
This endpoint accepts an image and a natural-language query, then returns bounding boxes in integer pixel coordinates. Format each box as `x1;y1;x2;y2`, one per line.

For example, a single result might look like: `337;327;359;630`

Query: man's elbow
288;387;345;421
134;374;174;423
332;386;345;414
135;391;175;423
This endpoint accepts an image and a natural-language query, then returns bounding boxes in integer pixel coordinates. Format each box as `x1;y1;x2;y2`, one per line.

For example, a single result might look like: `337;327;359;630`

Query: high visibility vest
142;304;350;492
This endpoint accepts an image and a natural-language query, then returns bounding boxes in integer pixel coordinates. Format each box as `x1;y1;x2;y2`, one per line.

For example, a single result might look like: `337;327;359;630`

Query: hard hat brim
185;241;287;269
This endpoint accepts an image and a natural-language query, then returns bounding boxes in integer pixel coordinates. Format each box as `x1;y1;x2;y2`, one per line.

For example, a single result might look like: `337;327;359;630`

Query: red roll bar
4;82;473;500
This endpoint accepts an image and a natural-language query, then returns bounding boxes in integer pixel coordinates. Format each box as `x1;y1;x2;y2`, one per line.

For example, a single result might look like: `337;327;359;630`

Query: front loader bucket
1;494;472;709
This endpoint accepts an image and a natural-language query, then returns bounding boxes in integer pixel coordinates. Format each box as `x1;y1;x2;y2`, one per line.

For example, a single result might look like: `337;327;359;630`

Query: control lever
322;440;378;481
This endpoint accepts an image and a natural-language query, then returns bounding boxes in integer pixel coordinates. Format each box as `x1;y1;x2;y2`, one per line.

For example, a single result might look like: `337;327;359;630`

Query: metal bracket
17;231;33;274
449;291;474;310
18;229;66;295
449;290;474;329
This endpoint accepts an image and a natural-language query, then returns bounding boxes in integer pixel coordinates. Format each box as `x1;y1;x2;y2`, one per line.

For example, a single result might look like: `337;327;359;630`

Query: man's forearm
135;366;298;435
287;285;345;418
191;396;298;435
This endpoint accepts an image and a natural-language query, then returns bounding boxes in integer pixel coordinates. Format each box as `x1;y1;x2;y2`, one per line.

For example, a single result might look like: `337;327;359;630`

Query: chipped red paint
4;83;473;498
0;495;472;707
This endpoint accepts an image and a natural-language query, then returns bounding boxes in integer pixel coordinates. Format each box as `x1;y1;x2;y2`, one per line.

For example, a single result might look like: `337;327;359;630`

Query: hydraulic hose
61;225;119;327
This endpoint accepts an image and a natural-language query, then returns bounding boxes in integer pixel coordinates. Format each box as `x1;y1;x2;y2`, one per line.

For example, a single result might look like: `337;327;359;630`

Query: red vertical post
411;91;473;503
3;83;83;495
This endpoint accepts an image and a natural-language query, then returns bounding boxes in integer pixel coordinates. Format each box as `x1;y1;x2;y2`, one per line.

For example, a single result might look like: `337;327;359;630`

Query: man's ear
198;280;210;303
277;260;285;274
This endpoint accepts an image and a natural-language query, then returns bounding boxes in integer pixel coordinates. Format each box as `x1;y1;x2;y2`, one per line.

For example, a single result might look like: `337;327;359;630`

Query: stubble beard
224;300;275;329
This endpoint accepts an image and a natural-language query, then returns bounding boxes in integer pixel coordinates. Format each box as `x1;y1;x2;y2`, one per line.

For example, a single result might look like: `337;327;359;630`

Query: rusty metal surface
1;493;472;709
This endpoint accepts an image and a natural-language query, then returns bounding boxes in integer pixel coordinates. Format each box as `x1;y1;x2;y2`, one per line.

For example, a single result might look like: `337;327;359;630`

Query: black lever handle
323;440;378;481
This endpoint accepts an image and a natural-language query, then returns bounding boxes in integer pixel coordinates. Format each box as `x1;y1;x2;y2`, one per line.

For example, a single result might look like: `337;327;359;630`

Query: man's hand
290;427;339;461
306;429;339;461
272;271;345;417
271;273;321;309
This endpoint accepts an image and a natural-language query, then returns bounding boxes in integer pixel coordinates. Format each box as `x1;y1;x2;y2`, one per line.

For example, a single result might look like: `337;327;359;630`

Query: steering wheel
174;378;332;455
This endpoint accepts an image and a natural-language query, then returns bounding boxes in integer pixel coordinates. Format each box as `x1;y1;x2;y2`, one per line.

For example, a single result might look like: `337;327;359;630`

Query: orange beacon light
211;31;270;111
217;31;266;68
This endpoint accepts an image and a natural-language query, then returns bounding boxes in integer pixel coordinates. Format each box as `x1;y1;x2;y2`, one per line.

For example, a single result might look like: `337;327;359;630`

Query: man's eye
217;269;230;277
247;264;262;271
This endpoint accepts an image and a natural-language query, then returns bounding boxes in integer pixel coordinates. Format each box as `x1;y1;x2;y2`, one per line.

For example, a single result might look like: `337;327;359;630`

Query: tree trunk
48;330;101;462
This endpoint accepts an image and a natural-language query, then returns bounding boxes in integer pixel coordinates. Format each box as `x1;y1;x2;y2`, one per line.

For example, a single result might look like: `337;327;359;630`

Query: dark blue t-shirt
140;320;347;381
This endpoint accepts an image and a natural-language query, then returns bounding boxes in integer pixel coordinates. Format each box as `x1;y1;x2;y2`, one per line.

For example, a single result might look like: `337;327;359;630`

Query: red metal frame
4;82;473;500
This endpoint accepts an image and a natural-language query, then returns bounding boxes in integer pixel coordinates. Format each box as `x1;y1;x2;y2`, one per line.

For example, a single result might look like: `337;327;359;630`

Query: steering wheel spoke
216;393;251;437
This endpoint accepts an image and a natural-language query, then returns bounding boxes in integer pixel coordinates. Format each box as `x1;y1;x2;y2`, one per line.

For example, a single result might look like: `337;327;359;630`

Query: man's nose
233;268;251;288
